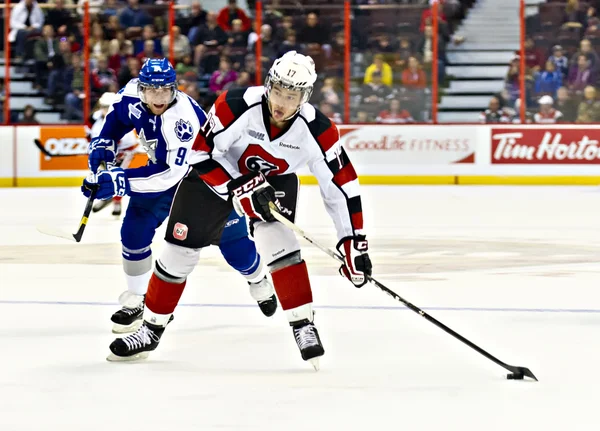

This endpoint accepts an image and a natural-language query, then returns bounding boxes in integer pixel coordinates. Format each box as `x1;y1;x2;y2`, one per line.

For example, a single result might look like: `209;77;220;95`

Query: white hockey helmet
99;92;117;107
265;51;317;119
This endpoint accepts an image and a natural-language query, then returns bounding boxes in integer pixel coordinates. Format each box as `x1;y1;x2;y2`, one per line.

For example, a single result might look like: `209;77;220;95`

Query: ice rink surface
1;185;600;430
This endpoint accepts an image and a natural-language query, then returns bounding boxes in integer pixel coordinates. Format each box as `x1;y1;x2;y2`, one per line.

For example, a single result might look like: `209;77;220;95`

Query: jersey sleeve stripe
332;162;358;188
192;133;212;153
326;148;351;175
214;92;236;129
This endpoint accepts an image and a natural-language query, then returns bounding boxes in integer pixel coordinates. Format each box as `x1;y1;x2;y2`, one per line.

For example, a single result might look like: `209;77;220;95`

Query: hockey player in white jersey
89;92;140;217
81;58;277;334
107;52;372;368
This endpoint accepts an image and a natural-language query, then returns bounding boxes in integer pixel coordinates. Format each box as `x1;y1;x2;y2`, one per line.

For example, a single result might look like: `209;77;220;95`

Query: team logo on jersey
173;222;188;241
175;119;194;142
239;144;290;176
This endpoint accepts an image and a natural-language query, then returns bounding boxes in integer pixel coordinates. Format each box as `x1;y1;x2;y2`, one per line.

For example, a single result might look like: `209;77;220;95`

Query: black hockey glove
228;172;281;222
336;235;372;288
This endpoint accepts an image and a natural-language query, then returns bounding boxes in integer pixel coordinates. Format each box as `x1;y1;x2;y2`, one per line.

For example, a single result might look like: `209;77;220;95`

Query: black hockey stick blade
34;139;53;157
37;188;97;243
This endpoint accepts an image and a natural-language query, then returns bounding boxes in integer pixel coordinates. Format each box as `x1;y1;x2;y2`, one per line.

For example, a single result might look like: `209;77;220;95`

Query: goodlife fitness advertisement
491;127;600;164
337;125;476;174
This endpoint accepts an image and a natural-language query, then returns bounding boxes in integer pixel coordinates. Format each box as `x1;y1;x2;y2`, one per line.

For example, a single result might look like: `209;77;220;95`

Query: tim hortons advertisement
338;125;476;164
36;126;147;171
491;128;600;164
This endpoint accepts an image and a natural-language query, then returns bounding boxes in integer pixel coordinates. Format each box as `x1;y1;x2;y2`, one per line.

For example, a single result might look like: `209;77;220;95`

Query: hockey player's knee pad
120;206;160;259
154;242;201;283
268;250;302;272
253;221;300;267
219;236;260;276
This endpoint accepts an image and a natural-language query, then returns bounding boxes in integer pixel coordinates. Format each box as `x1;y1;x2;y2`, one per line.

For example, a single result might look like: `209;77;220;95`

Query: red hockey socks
270;261;313;310
145;273;186;315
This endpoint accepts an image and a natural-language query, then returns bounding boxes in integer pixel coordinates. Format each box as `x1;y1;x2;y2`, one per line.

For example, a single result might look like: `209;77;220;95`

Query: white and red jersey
189;86;364;240
533;109;563;124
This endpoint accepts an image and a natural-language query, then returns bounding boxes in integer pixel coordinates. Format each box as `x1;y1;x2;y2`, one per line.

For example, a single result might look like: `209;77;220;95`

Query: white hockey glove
82;168;130;200
227;172;282;222
336;235;372;288
88;137;116;173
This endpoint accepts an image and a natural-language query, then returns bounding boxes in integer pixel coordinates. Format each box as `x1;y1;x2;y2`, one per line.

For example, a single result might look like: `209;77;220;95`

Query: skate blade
111;319;143;334
106;351;149;362
308;358;320;371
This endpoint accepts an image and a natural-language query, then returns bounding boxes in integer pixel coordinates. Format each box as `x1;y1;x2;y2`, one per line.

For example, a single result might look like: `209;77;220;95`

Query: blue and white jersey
99;79;207;197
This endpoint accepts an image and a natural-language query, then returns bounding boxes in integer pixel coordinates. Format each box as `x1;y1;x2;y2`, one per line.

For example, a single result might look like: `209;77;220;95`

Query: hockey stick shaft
268;203;537;381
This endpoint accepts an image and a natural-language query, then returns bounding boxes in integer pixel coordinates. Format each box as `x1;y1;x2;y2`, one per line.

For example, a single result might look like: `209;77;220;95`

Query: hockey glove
82;168;130;200
336;235;372;288
88;137;116;173
227;172;281;222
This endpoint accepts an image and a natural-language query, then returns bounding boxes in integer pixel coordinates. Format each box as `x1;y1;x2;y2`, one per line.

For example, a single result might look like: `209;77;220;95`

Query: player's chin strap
268;202;538;382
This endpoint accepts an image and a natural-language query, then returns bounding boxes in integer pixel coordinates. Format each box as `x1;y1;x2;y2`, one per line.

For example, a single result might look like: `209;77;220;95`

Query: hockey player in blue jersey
81;58;277;332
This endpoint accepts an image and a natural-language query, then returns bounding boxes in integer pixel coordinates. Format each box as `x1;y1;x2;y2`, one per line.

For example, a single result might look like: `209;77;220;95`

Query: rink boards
1;124;600;186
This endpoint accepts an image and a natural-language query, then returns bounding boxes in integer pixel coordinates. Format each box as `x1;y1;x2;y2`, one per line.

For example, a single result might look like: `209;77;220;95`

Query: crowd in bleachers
0;0;475;124
483;0;600;124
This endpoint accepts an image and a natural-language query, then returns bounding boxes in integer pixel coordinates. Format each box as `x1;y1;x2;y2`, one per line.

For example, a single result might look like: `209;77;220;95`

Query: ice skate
106;321;165;362
111;201;122;217
249;276;277;317
92;199;111;213
292;319;324;371
111;292;145;333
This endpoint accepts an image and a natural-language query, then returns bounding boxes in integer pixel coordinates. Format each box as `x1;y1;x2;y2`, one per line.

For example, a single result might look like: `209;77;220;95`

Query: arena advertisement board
491;127;600;164
339;125;476;165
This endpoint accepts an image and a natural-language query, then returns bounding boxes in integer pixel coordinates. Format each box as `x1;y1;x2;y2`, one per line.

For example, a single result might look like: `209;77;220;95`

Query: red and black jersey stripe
302;110;363;232
192;158;232;188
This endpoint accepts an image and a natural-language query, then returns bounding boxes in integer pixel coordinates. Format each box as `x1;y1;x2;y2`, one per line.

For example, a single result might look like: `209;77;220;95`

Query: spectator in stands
92;56;118;95
420;1;447;32
370;34;397;54
119;0;152;38
19;104;39;124
417;22;450;83
297;12;331;56
376;99;414;124
183;82;201;102
90;22;111;68
576;85;600;122
45;0;74;38
217;0;251;33
226;19;249;69
108;39;132;74
562;0;586;36
101;0;120;18
104;15;121;41
63;54;85;121
534;60;563;99
568;54;595;93
209;57;238;97
396;37;413;71
364;54;393;87
534;95;563;124
176;54;196;79
318;77;342;112
523;36;545;72
161;26;191;62
319;102;342;124
9;0;44;61
34;25;60;90
555;86;578;122
135;25;161;56
548;45;569;80
354;110;370;124
224;70;251;91
402;57;427;90
278;30;303;58
254;24;279;75
361;70;392;114
118;56;140;88
479;96;510;124
177;1;207;44
193;12;227;75
136;40;161;64
571;39;600;74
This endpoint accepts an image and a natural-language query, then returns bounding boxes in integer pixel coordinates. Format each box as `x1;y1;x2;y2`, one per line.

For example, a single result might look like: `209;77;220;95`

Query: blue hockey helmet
138;58;177;106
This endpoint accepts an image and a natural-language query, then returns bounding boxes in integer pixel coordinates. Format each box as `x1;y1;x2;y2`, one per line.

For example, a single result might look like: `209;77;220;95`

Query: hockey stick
36;163;105;243
34;139;88;158
36;187;98;242
268;203;538;381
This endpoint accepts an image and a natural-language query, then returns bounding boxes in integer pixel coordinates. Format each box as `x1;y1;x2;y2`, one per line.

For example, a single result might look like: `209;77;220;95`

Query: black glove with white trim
227;171;281;222
336;235;372;288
